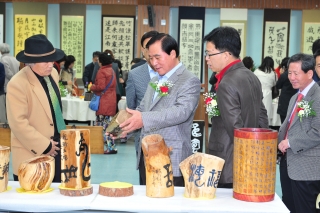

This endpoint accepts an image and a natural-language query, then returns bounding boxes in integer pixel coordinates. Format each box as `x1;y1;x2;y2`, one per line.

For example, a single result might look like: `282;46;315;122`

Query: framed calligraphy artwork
0;14;3;44
14;15;46;57
263;22;288;66
221;21;246;60
102;16;135;71
61;16;84;78
303;22;320;54
179;19;203;80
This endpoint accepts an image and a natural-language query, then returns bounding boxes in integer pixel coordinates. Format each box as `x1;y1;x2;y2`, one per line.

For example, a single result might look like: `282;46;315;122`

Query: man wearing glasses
203;26;268;188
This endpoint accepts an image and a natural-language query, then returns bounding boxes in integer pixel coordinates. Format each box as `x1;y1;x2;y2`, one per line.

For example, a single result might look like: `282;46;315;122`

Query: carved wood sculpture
0;145;10;192
233;128;278;202
99;181;134;197
18;156;55;192
142;134;174;198
179;152;225;199
60;129;93;196
106;110;132;137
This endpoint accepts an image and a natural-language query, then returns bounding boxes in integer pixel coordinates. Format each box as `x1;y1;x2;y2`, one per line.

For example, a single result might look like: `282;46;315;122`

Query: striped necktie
44;76;66;133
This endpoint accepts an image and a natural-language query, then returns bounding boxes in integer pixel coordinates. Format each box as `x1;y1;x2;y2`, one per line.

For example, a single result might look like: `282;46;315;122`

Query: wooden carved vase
142;134;174;198
18;156;55;192
0;145;10;193
179;152;225;199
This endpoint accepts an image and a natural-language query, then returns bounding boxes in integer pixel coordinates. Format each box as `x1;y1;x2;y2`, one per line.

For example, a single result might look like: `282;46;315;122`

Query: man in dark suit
314;49;320;86
82;51;100;86
278;53;320;213
203;26;268;188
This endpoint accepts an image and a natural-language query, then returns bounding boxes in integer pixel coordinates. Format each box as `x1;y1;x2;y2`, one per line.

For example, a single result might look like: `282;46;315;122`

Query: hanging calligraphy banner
0;14;3;44
102;16;135;71
61;16;84;78
221;21;246;60
263;22;288;66
14;14;46;57
303;22;320;54
179;19;203;80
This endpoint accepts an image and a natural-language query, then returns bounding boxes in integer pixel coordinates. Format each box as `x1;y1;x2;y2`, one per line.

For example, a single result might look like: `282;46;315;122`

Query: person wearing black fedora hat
6;34;66;183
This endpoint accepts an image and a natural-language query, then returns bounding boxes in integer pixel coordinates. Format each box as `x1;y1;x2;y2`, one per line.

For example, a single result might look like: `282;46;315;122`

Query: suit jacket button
50;124;53;126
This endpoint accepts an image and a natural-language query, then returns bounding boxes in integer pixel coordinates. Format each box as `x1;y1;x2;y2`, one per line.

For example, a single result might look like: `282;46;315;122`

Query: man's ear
170;49;176;59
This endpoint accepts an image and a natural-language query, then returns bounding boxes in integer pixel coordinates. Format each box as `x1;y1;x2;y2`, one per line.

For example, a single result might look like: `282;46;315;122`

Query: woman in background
60;55;76;95
254;56;277;125
90;53;118;154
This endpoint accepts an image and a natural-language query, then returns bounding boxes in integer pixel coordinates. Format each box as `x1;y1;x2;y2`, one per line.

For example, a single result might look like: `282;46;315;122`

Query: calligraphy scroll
0;14;3;44
303;22;320;54
263;22;288;66
102;16;134;71
179;19;203;80
14;14;46;57
61;16;84;79
221;22;246;59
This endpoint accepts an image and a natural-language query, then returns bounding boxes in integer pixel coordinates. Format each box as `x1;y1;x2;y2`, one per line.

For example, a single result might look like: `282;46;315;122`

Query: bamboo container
0;145;10;192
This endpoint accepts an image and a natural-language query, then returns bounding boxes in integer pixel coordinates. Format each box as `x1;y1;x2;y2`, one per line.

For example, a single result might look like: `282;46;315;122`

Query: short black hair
146;33;179;58
242;56;253;70
99;53;113;66
203;26;241;58
92;51;100;58
312;39;320;54
280;57;290;70
131;58;143;64
288;53;315;74
314;49;320;60
64;55;75;69
114;59;122;70
258;56;274;73
141;31;159;47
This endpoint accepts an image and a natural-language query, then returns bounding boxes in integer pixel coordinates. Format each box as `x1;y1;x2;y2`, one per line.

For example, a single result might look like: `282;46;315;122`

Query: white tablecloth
0;181;289;213
61;97;96;122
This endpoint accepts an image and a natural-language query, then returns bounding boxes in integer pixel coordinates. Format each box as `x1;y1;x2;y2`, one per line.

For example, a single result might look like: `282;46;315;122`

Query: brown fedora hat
16;34;65;63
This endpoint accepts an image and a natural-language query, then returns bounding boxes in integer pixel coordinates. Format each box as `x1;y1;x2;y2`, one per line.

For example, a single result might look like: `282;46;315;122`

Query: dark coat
0;62;5;95
82;62;95;85
90;64;117;116
276;71;297;117
209;62;268;184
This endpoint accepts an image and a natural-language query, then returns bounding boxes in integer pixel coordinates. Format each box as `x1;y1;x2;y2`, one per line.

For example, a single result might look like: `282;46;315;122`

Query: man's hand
47;140;60;157
278;139;289;154
120;108;143;136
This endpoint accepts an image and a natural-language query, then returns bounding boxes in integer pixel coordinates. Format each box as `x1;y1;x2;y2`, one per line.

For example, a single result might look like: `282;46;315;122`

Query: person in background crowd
274;63;281;79
242;56;254;71
254;56;277;125
0;43;20;93
278;53;320;213
60;55;76;95
0;62;6;123
276;57;297;123
90;53;117;154
311;38;320;82
314;49;320;85
130;58;143;67
82;51;100;86
6;34;66;182
53;54;66;74
113;59;125;96
125;31;159;184
131;57;147;70
204;26;268;188
118;33;201;187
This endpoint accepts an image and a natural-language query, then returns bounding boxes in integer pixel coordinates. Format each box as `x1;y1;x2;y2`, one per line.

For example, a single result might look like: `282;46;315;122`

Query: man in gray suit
126;30;159;185
120;33;201;186
204;26;268;188
278;53;320;213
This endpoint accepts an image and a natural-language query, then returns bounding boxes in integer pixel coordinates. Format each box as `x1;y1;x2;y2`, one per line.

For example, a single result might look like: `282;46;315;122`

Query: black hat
16;34;65;63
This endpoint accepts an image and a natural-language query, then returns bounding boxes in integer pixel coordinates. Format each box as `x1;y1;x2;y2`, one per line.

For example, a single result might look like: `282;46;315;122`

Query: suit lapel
288;83;317;129
148;65;183;110
26;67;53;123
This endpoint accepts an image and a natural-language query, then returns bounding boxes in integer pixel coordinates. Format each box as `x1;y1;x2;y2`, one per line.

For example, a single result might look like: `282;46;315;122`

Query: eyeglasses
205;51;225;57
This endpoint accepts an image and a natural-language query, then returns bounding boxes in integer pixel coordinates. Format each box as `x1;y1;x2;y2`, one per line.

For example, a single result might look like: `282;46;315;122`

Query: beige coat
6;66;59;175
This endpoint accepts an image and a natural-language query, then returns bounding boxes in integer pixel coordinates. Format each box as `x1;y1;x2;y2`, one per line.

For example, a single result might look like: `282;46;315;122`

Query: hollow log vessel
0;145;10;192
99;181;133;197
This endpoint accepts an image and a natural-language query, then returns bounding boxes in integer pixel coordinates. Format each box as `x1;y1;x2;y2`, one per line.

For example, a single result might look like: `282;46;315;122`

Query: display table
61;97;96;122
0;181;289;213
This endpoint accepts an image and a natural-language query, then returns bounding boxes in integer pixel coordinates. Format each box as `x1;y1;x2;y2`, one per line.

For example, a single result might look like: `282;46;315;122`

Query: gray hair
25;63;35;68
0;43;10;54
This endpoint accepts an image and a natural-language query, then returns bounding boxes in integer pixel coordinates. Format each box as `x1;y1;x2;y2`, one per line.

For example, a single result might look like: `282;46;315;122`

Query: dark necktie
285;93;304;139
44;76;66;133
